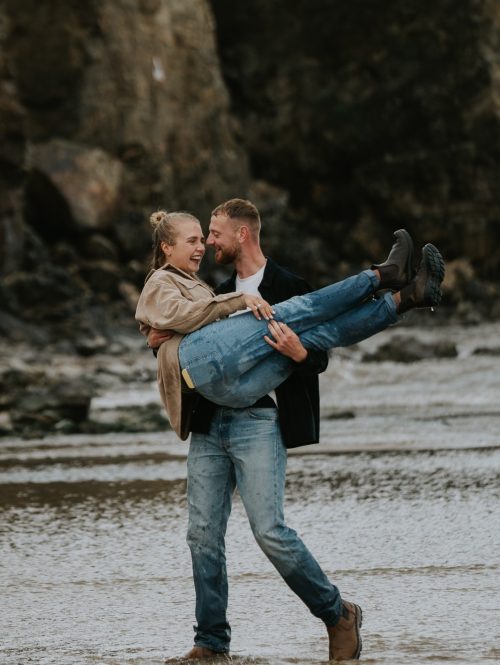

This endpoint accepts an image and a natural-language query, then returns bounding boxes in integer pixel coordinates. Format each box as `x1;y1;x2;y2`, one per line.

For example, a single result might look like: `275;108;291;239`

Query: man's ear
238;225;250;243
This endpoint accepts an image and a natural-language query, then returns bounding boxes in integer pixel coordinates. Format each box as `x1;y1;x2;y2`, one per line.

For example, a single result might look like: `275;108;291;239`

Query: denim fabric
187;406;342;652
179;270;397;406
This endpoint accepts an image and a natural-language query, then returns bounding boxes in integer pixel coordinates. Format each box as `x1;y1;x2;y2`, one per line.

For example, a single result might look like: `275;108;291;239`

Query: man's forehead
209;214;235;230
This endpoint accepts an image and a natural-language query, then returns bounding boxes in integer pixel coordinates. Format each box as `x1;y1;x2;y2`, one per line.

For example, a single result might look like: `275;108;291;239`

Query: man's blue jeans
179;270;398;407
187;406;343;653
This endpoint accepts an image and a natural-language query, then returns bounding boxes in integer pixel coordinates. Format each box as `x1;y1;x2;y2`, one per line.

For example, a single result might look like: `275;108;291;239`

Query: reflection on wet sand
0;478;186;507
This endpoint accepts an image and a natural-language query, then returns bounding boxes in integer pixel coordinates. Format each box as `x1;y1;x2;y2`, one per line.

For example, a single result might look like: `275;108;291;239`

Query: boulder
363;335;458;363
472;346;500;356
8;376;95;436
78;259;122;299
86;402;169;434
27;139;123;232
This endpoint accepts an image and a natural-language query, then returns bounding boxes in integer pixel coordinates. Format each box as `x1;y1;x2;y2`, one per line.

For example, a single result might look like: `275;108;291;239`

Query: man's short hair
212;198;261;235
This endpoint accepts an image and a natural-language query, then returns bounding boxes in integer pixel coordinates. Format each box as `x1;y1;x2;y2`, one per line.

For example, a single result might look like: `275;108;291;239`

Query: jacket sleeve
293;347;329;375
136;275;247;334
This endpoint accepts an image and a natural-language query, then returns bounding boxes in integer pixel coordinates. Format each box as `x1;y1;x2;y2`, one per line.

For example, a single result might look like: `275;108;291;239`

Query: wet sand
1;323;500;664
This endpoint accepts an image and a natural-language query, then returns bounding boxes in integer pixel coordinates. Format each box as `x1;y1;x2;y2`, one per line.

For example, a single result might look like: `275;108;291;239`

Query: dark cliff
1;0;500;343
210;0;500;284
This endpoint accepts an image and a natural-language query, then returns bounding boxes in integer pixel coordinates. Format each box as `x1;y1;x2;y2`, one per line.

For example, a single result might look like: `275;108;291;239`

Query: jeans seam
190;412;232;652
273;425;288;551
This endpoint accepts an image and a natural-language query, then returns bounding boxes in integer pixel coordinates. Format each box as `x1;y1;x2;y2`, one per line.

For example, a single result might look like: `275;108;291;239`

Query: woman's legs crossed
179;270;382;403
182;289;397;407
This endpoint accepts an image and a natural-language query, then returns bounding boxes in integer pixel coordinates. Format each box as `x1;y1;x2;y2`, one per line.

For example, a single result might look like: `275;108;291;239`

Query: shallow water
1;324;500;665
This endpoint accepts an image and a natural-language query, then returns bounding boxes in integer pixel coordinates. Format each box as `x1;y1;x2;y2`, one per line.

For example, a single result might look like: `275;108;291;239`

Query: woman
136;210;445;439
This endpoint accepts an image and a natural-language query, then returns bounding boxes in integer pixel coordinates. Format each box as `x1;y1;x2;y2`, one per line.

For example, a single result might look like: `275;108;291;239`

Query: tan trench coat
135;264;246;439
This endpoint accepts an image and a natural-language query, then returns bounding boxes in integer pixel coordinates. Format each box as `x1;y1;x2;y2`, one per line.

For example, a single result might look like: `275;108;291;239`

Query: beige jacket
135;264;247;439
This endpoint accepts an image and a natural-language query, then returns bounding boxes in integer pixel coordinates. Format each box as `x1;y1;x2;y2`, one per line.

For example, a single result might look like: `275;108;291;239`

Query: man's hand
264;320;308;363
147;327;174;350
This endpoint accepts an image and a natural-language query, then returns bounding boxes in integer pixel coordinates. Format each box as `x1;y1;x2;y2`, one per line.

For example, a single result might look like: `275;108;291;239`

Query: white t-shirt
235;263;266;299
233;262;276;406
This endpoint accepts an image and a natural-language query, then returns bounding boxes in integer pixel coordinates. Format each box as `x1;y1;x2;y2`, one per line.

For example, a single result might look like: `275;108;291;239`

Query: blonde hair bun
150;210;169;229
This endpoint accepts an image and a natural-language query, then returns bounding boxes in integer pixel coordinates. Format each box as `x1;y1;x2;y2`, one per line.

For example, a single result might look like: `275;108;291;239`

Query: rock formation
1;0;500;345
0;0;249;341
210;0;500;283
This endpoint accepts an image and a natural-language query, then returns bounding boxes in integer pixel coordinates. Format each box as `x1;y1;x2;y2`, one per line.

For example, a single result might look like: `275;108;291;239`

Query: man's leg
226;406;343;625
186;410;235;653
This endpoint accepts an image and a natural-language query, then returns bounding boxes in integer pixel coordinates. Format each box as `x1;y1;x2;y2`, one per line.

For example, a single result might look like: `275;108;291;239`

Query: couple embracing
136;198;445;661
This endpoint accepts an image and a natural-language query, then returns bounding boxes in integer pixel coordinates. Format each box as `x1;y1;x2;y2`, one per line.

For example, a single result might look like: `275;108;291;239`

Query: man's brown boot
326;600;363;661
165;646;228;662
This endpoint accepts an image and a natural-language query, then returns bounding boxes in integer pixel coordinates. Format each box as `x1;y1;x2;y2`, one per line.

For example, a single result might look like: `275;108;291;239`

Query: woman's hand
243;294;275;320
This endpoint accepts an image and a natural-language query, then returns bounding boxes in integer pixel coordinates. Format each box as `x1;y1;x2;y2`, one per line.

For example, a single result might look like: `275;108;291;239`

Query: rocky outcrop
27;140;123;232
362;335;458;363
210;0;500;283
0;332;166;438
0;0;250;341
1;0;500;345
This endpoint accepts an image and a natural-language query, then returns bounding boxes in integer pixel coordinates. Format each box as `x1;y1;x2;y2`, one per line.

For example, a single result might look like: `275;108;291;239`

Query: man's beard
215;245;239;265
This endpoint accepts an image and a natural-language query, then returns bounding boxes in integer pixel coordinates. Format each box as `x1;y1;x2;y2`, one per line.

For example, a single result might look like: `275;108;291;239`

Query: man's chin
215;251;236;265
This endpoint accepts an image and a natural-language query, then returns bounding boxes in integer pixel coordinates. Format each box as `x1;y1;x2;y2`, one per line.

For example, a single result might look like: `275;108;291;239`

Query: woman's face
162;220;206;274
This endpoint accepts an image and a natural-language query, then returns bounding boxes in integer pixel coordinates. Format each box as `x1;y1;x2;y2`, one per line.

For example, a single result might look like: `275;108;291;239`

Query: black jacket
189;258;328;448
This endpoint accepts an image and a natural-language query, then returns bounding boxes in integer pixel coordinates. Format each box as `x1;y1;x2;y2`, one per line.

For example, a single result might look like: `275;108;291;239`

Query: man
150;199;363;661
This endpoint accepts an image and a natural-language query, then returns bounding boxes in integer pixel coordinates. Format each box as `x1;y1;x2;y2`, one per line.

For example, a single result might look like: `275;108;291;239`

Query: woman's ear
161;241;172;258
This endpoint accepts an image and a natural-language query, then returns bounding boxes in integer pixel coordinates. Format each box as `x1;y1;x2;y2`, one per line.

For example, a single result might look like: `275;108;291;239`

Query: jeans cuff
364;268;380;290
382;290;399;322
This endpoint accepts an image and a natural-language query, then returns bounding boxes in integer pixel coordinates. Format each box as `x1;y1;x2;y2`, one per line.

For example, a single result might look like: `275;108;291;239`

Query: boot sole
352;603;363;659
421;243;445;306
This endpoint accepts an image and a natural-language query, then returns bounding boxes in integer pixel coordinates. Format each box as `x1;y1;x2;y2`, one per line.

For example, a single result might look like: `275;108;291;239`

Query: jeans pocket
246;408;278;421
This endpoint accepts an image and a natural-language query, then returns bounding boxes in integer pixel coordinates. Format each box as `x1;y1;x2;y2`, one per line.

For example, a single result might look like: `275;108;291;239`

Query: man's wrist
293;348;308;363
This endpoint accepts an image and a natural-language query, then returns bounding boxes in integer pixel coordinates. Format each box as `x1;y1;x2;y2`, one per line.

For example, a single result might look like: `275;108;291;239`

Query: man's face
207;213;241;265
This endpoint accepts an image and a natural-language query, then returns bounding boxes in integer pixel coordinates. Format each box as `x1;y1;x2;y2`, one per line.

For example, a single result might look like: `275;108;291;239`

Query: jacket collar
225;256;278;290
162;262;204;282
144;262;205;285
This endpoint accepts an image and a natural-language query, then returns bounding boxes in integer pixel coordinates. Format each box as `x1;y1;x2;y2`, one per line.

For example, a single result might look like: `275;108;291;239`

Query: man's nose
206;234;215;246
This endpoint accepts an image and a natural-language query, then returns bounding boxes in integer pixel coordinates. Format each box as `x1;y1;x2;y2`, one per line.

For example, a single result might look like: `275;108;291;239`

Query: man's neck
234;249;266;279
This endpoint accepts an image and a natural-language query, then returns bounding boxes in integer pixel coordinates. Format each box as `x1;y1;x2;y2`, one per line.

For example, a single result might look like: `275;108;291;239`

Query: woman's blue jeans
187;406;342;653
179;270;397;407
